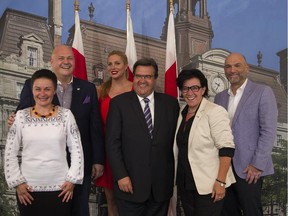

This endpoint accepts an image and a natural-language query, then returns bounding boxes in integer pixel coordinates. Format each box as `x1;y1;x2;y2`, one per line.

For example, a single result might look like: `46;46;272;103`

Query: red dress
95;96;114;189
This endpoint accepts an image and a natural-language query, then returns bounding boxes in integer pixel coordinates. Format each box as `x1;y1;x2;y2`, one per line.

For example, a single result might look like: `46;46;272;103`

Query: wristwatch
216;179;226;187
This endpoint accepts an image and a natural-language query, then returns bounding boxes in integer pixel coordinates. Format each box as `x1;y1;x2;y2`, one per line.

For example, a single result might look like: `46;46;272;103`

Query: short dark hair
133;58;158;79
176;69;209;98
31;69;57;90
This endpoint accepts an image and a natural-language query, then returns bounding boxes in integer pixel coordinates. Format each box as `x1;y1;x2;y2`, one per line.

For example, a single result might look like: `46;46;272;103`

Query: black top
176;105;197;190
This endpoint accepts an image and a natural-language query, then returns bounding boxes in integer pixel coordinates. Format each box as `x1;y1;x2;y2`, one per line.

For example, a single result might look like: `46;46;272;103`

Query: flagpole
169;0;173;11
167;1;179;212
74;0;79;11
125;0;137;81
126;0;130;10
165;0;178;99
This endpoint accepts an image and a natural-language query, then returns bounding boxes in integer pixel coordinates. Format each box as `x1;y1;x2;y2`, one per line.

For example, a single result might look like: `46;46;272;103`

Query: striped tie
143;98;153;138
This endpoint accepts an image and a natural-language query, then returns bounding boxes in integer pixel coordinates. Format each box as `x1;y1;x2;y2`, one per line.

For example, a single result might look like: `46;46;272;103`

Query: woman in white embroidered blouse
4;69;84;216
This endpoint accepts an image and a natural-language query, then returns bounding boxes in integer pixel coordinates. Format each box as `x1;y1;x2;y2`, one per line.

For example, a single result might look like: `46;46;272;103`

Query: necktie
143;98;153;138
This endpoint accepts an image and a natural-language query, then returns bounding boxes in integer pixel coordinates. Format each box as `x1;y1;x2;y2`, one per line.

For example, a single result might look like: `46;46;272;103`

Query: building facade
0;0;287;215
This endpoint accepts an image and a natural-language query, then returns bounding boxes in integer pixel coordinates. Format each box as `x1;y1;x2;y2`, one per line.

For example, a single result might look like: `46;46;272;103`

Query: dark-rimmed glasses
181;85;202;93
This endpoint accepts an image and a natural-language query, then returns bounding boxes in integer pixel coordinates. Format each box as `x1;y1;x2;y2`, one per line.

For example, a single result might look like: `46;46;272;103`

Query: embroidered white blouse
4;106;84;191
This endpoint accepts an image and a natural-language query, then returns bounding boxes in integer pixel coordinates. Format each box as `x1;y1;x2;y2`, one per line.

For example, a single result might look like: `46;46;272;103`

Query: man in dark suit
214;53;278;216
106;58;179;216
15;45;104;216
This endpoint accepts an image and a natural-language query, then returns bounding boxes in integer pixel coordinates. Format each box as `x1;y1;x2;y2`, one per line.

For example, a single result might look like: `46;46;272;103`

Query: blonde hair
100;50;128;99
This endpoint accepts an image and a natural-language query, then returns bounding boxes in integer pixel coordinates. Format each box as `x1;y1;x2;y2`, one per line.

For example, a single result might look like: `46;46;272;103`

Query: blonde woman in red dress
96;50;133;216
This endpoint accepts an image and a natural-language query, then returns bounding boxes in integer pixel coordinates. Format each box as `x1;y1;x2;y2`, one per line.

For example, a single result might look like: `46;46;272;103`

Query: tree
262;139;287;215
0;167;18;216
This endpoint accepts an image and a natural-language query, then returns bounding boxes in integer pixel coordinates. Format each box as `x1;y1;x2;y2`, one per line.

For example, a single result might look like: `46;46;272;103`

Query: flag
125;5;137;82
165;5;178;98
72;8;87;80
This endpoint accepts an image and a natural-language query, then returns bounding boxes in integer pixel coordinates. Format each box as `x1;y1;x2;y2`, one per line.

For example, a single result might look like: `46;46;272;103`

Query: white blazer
173;98;236;195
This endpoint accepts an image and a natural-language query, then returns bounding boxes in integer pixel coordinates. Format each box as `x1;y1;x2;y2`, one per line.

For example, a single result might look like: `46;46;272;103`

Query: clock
211;76;225;93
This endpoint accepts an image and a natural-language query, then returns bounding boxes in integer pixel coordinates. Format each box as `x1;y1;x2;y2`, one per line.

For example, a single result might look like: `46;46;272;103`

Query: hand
16;183;34;205
211;182;226;203
59;181;75;202
91;164;104;180
243;164;262;184
7;113;16;128
118;177;133;194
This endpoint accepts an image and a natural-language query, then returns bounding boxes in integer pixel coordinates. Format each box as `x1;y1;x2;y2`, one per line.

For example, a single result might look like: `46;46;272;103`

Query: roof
0;8;53;63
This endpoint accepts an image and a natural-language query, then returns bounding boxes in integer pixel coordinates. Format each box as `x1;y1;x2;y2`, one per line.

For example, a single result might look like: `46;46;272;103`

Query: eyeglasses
134;74;154;80
182;85;202;93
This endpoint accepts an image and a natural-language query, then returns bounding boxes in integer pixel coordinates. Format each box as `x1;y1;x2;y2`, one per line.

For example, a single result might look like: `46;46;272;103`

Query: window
92;63;105;86
27;47;38;67
97;70;103;79
19;33;44;68
277;134;282;143
16;82;24;99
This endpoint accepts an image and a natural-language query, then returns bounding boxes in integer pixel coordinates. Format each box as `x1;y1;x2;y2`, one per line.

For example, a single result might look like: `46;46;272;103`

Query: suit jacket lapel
232;80;253;126
70;78;82;111
130;92;151;137
189;98;206;144
152;93;162;138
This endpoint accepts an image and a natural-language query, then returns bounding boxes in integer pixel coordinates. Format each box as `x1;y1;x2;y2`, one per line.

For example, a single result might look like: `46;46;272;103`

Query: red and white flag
165;6;178;98
125;5;137;82
72;9;88;80
166;7;178;215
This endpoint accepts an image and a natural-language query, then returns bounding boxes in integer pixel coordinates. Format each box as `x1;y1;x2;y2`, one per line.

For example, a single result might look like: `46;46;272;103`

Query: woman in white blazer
174;69;235;216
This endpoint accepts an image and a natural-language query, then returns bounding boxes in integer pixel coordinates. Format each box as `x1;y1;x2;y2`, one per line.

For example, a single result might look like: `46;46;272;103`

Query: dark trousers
179;188;224;216
71;175;92;216
116;193;169;216
17;191;71;216
221;171;263;216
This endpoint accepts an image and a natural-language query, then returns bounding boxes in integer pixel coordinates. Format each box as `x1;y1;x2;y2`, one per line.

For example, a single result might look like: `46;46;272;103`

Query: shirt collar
57;76;73;85
137;92;154;102
228;79;248;96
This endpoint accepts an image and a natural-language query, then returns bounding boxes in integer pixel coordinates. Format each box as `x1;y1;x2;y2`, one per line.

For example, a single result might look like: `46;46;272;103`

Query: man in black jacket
106;58;179;216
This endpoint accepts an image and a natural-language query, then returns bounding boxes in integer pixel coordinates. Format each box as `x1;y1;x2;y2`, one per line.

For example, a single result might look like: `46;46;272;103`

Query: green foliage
0;167;18;216
262;139;287;215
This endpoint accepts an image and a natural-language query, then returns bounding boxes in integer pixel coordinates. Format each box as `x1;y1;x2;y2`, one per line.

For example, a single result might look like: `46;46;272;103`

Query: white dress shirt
227;79;248;123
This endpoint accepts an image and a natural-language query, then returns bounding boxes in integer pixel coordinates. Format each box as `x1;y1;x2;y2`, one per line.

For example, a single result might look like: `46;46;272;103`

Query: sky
0;0;287;71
